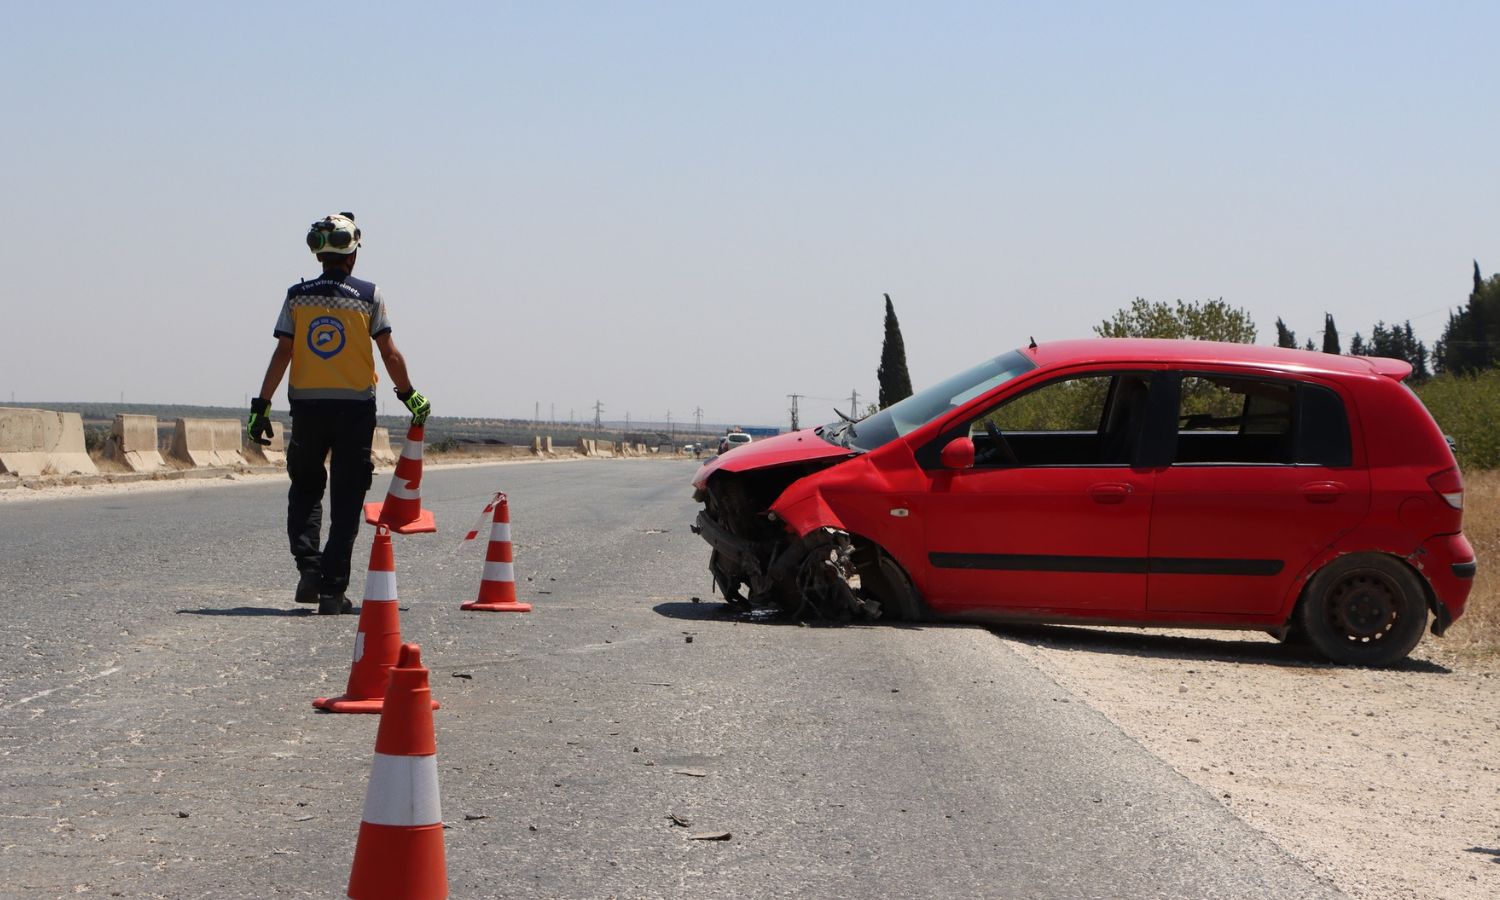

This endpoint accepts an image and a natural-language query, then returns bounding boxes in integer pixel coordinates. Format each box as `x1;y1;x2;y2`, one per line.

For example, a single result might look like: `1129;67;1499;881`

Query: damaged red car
691;339;1474;666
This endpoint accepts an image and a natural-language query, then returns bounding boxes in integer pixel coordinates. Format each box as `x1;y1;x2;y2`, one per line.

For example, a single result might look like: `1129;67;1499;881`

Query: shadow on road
175;606;319;617
1464;846;1500;864
651;599;938;632
990;622;1452;674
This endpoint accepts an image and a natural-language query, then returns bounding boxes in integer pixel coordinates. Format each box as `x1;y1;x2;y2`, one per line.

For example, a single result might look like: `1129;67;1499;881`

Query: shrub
1415;371;1500;471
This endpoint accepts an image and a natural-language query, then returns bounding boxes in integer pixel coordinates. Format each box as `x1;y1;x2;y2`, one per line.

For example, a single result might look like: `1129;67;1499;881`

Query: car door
1147;372;1371;616
912;371;1160;614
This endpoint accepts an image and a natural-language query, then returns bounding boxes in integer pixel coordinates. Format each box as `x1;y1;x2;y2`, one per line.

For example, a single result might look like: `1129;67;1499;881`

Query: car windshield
820;349;1037;451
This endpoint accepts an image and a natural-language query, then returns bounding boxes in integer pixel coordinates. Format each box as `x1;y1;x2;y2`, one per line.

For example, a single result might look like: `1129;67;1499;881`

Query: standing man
247;213;432;615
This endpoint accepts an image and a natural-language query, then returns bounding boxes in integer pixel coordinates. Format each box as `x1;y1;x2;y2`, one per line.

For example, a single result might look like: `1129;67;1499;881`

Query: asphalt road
0;460;1341;899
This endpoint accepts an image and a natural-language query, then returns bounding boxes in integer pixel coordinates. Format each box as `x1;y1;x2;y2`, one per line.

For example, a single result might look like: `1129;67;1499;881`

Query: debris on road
688;831;732;841
667;813;691;827
452;672;473;680
464;814;488;821
672;768;707;777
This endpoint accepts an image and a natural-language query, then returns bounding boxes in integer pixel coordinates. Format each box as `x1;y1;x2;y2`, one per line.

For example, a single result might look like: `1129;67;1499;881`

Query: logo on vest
307;316;346;360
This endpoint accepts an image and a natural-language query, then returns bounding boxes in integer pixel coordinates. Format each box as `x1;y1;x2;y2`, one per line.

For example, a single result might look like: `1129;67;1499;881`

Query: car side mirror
940;436;975;470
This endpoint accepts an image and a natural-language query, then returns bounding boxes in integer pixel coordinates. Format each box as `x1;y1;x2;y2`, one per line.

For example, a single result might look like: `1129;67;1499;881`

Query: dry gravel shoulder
995;625;1500;900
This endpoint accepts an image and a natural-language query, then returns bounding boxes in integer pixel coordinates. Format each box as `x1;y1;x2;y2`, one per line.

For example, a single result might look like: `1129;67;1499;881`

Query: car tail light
1428;467;1464;510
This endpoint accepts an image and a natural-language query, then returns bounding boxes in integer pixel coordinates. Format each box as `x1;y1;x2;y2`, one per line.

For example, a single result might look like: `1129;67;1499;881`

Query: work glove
397;388;431;427
247;397;274;446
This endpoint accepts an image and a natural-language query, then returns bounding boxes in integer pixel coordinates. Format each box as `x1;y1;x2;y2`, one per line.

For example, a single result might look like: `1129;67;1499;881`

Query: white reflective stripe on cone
362;753;442;826
482;561;515;583
353;631;366;663
401;442;425;461
387;476;421;500
488;522;511;543
363;570;398;602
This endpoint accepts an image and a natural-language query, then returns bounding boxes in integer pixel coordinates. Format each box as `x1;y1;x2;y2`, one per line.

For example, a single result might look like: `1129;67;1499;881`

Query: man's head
306;212;360;271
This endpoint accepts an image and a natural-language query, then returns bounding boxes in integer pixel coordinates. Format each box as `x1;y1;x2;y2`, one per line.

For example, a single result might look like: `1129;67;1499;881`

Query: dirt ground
995;624;1500;900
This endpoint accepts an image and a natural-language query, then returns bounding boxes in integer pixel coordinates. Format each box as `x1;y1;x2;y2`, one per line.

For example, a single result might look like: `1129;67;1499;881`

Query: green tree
876;293;914;408
1094;298;1257;343
1304;338;1316;351
1274;317;1298;348
1349;333;1366;356
1436;261;1500;374
1322;313;1341;354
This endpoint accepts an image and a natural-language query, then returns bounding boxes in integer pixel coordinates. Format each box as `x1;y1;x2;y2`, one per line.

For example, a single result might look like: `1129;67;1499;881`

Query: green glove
247;397;274;446
397;388;431;426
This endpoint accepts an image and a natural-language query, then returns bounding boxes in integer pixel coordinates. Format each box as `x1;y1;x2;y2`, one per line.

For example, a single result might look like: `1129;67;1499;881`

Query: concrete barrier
577;437;592;456
371;428;396;465
170;418;248;468
531;435;543;453
0;407;99;476
245;426;287;467
543;436;553;453
104;414;165;472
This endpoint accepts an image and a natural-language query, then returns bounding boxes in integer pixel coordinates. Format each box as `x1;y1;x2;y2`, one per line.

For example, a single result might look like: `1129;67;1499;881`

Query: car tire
1299;554;1428;667
859;551;923;622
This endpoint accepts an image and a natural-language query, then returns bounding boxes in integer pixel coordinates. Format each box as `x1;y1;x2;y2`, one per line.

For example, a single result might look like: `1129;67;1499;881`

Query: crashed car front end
690;431;921;622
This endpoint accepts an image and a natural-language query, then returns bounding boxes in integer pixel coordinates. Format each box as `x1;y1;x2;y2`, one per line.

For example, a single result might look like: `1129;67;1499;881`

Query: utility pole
534;401;540;427
593;400;604;433
787;394;803;431
550;403;555;426
693;406;703;433
666;410;674;442
849;389;860;420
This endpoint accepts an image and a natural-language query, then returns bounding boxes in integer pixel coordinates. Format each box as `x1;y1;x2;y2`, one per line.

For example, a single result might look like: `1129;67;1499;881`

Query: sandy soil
994;624;1500;900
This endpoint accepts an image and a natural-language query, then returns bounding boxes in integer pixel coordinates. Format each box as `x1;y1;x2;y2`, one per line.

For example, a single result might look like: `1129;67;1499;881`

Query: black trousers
286;399;376;596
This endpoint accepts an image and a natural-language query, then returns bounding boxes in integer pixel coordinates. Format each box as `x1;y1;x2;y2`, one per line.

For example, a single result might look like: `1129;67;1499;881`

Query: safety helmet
306;212;361;255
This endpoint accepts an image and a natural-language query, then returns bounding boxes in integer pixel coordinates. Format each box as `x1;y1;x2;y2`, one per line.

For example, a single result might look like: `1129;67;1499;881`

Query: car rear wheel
1299;554;1427;667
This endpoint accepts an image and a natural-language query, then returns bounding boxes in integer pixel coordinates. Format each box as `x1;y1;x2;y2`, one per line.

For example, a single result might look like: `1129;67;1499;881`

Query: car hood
692;429;857;490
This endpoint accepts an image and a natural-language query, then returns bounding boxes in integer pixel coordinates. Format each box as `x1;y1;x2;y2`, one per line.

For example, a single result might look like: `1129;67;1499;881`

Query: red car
691;339;1474;666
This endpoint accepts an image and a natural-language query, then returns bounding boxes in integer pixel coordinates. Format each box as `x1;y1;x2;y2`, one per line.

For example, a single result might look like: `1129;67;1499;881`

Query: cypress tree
877;293;914;408
1322;313;1342;354
1274;317;1297;348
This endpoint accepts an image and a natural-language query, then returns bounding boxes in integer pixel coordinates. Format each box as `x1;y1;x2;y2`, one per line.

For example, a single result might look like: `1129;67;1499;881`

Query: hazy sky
2;2;1496;429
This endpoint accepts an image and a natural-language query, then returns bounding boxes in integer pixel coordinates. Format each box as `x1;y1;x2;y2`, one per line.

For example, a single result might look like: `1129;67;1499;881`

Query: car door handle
1301;481;1346;503
1089;483;1133;504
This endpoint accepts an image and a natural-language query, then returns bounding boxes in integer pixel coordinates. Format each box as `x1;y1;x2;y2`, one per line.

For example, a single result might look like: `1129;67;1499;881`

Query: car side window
1174;375;1296;464
1296;383;1352;467
966;374;1147;467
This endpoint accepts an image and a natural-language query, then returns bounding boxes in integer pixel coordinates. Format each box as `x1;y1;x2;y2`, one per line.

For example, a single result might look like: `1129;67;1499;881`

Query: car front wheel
1299;554;1428;667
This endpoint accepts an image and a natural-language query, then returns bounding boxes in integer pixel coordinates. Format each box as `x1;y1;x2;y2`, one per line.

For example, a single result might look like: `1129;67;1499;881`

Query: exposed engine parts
692;471;919;622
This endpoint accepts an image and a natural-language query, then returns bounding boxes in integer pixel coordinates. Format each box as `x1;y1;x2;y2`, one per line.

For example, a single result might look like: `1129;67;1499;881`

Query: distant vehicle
691;338;1474;666
718;432;752;454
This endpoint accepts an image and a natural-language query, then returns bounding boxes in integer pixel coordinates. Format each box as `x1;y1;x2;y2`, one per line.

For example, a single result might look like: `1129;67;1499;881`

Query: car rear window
1173;375;1350;467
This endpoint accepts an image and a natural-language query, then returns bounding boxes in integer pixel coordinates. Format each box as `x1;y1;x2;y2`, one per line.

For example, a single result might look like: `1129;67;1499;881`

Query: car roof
1025;338;1412;381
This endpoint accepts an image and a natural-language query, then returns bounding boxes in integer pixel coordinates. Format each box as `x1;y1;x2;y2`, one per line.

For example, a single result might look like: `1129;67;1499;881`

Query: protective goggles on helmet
306;212;361;254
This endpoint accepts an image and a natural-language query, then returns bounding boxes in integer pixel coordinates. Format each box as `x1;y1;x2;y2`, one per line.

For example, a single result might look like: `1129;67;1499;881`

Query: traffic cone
315;526;439;714
461;493;532;612
347;643;448;900
364;424;437;535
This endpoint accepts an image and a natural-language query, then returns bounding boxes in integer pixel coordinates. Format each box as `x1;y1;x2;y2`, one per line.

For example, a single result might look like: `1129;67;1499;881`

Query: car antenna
1028;336;1037;350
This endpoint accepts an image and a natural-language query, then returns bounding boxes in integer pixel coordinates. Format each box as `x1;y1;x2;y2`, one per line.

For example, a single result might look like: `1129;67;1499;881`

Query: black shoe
317;593;353;615
295;571;321;604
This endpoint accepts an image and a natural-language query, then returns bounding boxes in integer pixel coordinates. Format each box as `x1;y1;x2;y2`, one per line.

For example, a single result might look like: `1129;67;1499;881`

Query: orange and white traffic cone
364;424;437;535
461;493;532;612
315;526;439;714
346;643;448;900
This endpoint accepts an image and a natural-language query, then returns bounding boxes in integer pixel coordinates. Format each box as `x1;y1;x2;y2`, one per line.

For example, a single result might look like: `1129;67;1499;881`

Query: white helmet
306;212;361;255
